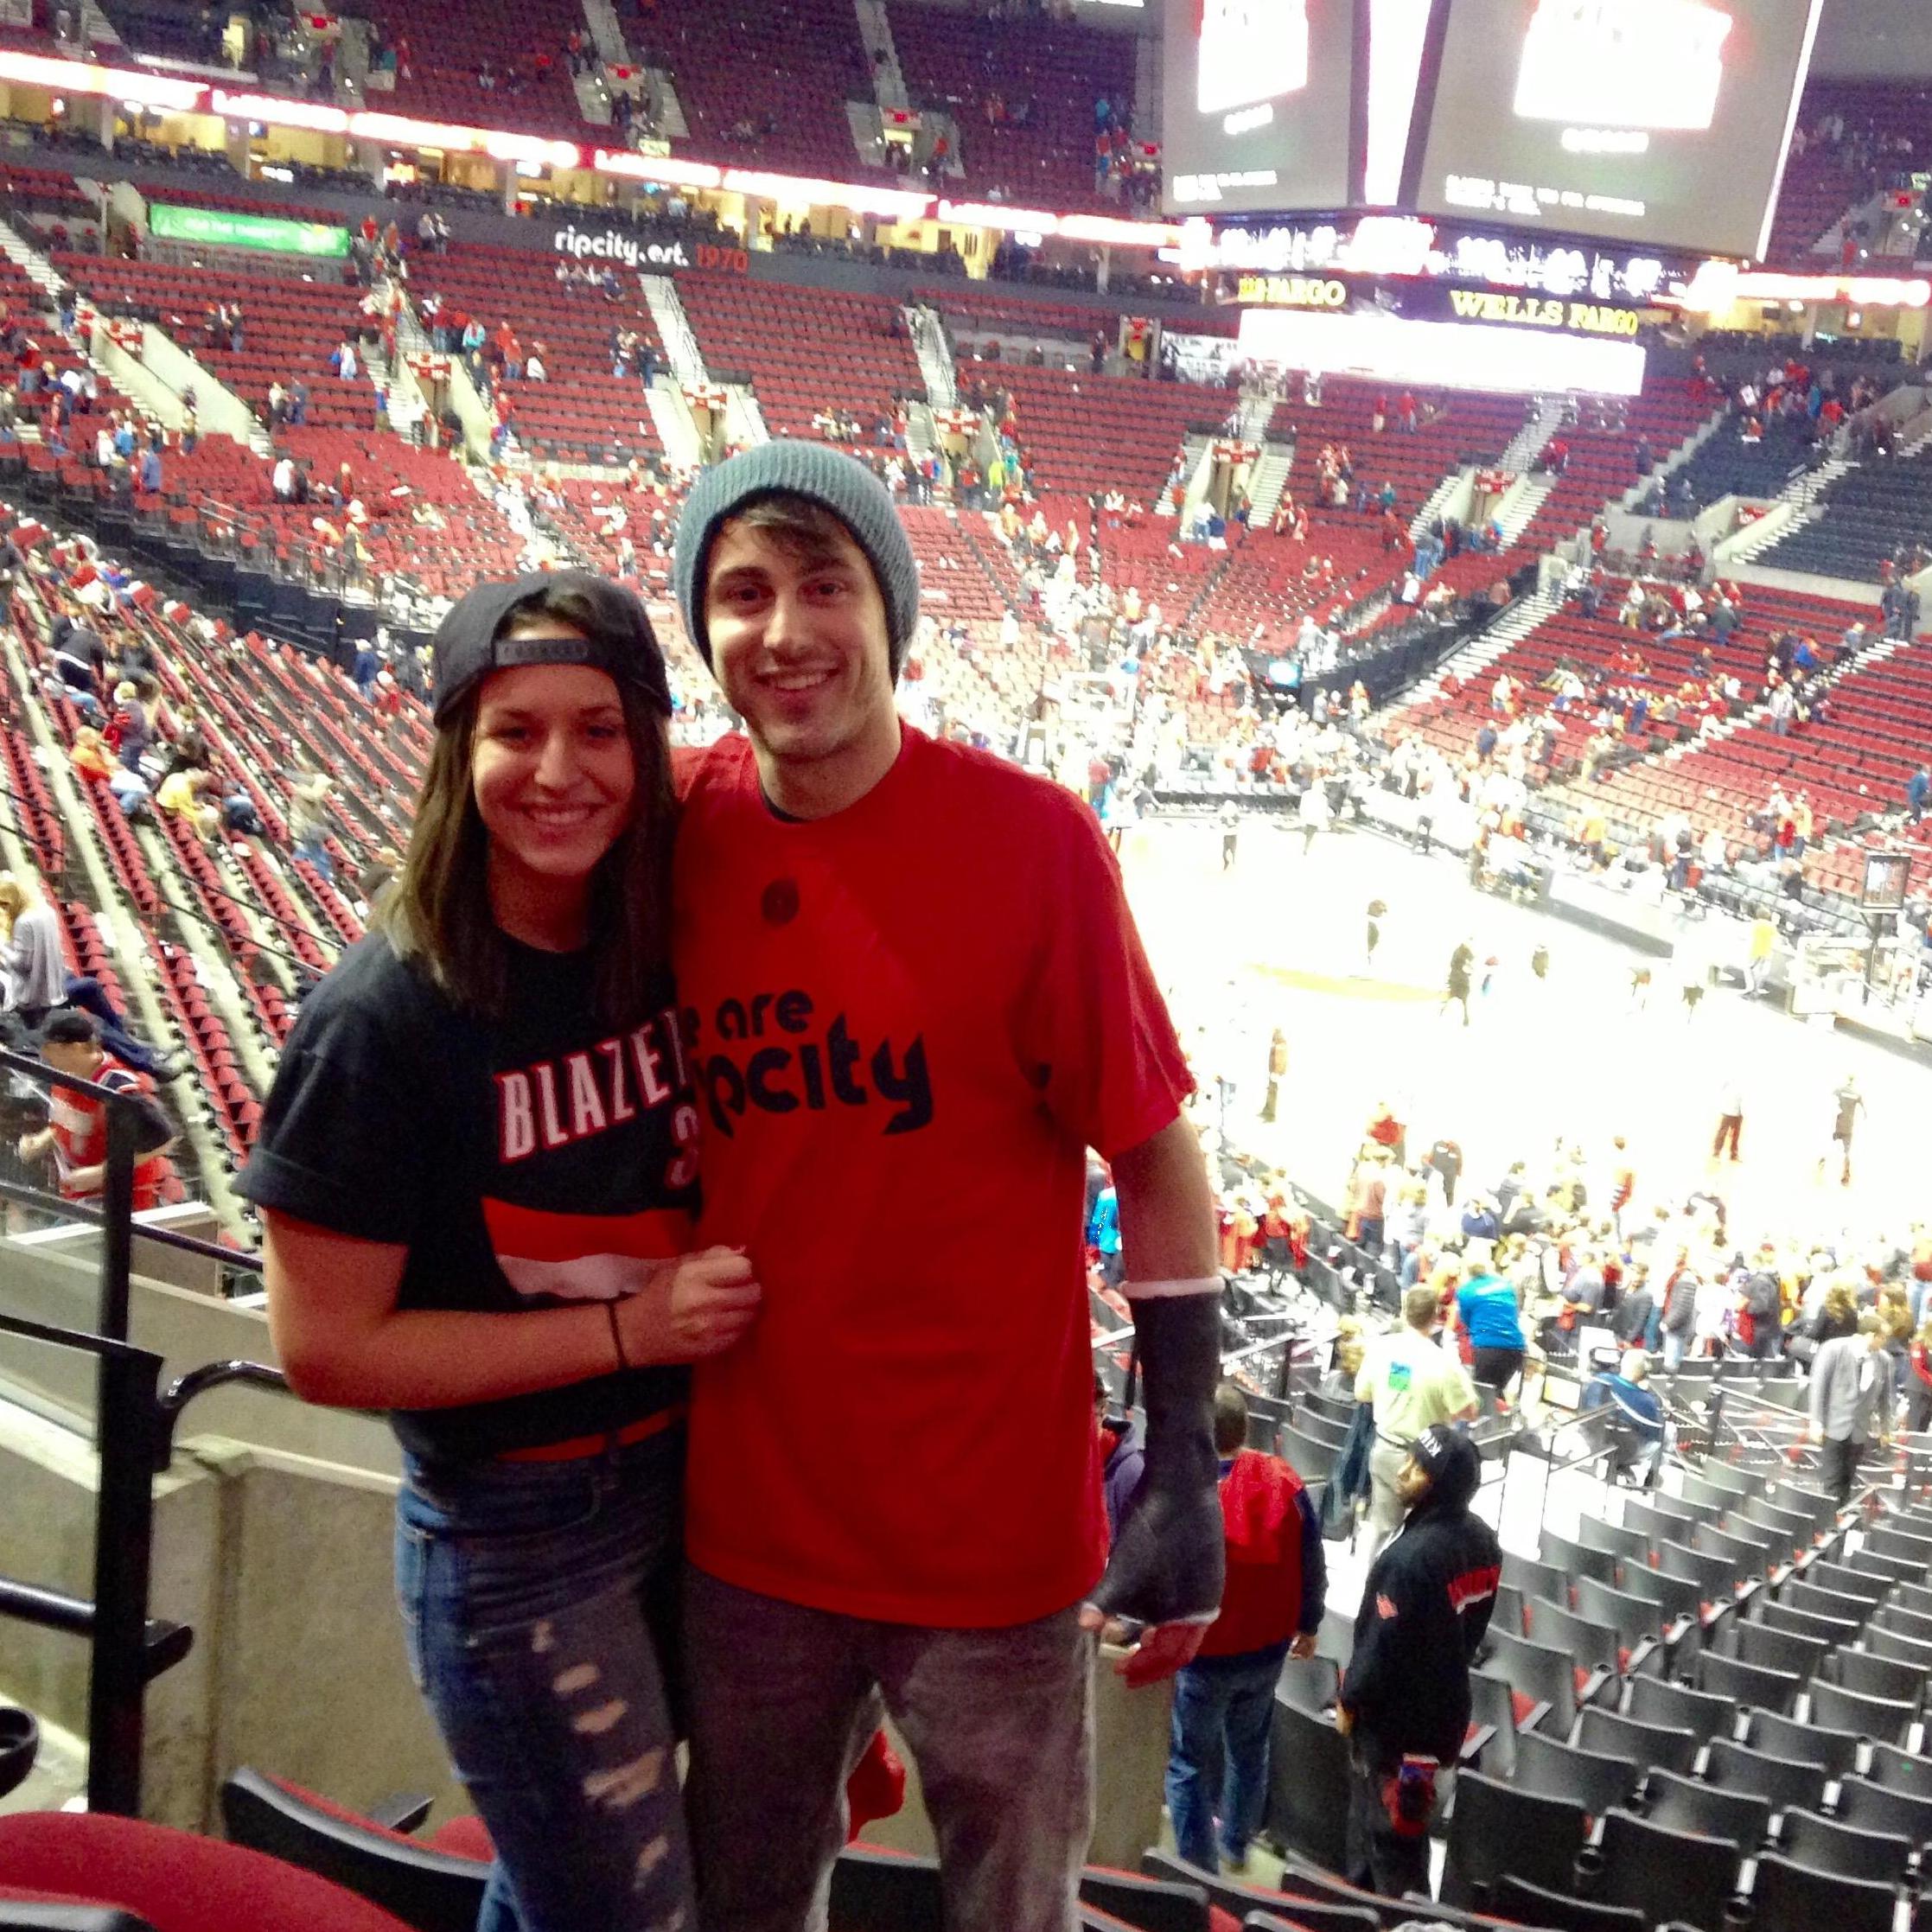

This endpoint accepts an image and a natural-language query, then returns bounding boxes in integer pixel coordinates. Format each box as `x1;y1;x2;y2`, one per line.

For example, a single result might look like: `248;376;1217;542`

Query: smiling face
470;647;635;920
704;507;900;808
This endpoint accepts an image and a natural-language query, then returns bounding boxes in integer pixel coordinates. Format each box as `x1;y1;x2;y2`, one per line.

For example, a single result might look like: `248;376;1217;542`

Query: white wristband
1120;1275;1222;1301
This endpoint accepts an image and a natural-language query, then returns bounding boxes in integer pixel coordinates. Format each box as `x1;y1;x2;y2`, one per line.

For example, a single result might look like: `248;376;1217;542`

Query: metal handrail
0;1310;294;1813
0;1047;266;1323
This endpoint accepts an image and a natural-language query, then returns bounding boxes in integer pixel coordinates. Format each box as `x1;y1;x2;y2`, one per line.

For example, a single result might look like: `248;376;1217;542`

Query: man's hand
1081;1606;1208;1687
1335;1705;1355;1738
1289;1629;1319;1661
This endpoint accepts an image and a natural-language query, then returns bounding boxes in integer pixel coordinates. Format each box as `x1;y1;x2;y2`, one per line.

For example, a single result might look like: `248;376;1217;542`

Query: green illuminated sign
150;203;349;258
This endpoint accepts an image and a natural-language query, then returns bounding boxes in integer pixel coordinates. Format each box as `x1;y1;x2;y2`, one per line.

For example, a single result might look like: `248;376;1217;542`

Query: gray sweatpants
684;1566;1096;1932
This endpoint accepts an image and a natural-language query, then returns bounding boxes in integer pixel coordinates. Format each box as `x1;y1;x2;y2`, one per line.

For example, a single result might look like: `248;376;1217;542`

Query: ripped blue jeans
395;1429;692;1932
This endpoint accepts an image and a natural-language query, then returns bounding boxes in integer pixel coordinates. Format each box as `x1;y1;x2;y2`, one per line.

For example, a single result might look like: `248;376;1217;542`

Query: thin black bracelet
606;1298;630;1372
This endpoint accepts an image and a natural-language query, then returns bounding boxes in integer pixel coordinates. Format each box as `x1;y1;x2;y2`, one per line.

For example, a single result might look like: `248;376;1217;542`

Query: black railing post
96;1093;137;1350
85;1340;162;1818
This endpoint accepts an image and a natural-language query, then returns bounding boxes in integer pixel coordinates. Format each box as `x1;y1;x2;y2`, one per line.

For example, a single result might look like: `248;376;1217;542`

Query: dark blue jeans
395;1429;692;1932
1165;1648;1282;1870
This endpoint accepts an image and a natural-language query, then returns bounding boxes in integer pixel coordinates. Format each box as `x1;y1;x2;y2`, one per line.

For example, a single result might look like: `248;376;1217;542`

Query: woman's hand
619;1247;762;1364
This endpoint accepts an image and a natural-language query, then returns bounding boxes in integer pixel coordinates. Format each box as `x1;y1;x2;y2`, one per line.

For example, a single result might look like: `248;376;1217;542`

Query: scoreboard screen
1163;0;1356;216
1412;0;1822;257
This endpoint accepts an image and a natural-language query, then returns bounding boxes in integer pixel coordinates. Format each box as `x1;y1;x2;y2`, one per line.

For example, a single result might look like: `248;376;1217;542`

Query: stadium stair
0;209;68;307
570;65;615;128
1391;583;1561;717
1167;432;1215;520
1502;398;1569;474
1409;465;1472;540
640;274;710;391
855;0;912;118
905;303;959;410
1491;475;1557;547
1244;441;1294;527
359;323;429;446
1618;401;1730;513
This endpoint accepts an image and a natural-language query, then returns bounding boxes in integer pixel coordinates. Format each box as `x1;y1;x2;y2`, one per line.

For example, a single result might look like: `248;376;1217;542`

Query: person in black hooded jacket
1336;1424;1501;1897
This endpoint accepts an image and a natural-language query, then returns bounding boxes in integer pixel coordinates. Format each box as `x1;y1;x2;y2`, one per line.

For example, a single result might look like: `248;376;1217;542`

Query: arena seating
968;363;1234;503
400;240;668;464
536;472;680;596
678;274;921;458
924;286;1119;356
360;0;590;137
1184;522;1417;642
143;428;526;607
1406;579;1863;795
645;0;882;177
54;253;376;431
1543;656;1929;884
888;1;1138;212
1763;80;1932;267
0;159;102;250
1519;383;1723;554
1664;410;1824;513
1757;443;1932;583
1278;380;1524;526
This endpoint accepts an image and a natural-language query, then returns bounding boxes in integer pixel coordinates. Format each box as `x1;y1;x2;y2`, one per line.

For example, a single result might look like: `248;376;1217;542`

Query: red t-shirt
673;729;1191;1626
48;1058;164;1208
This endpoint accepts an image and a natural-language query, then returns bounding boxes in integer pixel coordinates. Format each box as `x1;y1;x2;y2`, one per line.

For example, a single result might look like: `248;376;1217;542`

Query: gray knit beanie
672;440;921;674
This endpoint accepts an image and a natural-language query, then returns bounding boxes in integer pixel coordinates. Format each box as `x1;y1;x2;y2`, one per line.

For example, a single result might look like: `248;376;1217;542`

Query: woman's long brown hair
376;587;675;1028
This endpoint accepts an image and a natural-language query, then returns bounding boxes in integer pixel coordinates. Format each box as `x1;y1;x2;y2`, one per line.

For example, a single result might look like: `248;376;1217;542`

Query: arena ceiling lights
1680;261;1932;311
590;151;725;190
211;91;348;134
936;200;1182;248
0;47;1187;249
0;48;203;112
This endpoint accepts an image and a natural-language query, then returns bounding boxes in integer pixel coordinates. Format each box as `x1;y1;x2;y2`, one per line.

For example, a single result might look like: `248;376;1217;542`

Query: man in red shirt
18;1009;175;1208
1165;1382;1324;1875
671;442;1222;1932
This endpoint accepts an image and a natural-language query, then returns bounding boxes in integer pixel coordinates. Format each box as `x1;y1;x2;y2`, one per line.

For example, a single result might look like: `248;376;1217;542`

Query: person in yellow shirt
1354;1286;1480;1556
155;766;220;842
1747;914;1776;996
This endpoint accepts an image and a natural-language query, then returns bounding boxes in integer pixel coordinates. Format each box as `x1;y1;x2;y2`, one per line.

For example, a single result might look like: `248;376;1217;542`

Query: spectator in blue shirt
1088;1177;1123;1288
1909;765;1928;823
1582;1349;1665;1485
1453;1258;1526;1398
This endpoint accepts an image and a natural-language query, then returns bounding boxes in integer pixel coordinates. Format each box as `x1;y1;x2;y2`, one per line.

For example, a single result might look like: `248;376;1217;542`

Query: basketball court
1117;813;1926;1254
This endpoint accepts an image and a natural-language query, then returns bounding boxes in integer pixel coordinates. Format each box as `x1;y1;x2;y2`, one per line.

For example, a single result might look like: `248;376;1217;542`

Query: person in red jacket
1164;1382;1326;1874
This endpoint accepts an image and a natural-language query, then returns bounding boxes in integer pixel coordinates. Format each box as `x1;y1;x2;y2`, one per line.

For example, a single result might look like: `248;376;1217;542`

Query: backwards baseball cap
1408;1424;1481;1514
429;570;671;725
671;439;921;675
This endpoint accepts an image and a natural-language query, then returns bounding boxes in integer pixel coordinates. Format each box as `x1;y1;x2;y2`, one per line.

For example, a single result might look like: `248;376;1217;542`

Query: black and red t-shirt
239;934;698;1461
673;727;1191;1629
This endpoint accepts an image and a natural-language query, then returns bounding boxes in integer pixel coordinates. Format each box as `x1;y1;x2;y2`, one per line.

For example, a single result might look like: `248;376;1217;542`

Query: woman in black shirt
240;573;758;1932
